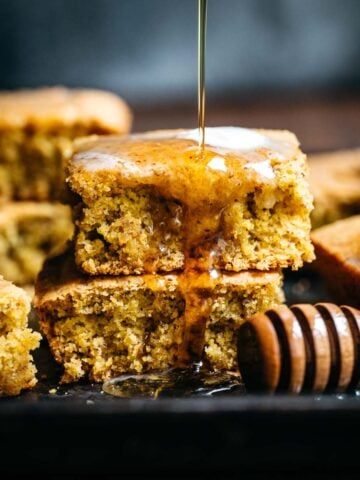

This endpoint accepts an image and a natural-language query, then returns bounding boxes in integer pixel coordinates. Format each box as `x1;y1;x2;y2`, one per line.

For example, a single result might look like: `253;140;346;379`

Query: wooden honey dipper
237;303;360;394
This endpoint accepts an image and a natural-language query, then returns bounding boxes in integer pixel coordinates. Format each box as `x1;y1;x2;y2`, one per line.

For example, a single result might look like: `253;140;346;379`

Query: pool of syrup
102;365;244;399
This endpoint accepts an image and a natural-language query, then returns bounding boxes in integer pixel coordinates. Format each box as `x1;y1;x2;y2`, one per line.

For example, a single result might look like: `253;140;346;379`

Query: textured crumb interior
0;130;74;201
0;328;41;396
0;289;29;335
41;288;185;383
74;165;313;275
0;125;117;201
0;279;40;396
204;278;284;370
75;187;184;275
0;206;73;285
218;179;314;271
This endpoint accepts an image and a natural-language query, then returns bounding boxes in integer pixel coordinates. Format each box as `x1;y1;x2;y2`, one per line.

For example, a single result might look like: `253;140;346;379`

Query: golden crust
0;87;132;133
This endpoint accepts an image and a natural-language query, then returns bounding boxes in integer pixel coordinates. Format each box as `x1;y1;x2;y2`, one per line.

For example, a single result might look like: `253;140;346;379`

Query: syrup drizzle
198;0;207;151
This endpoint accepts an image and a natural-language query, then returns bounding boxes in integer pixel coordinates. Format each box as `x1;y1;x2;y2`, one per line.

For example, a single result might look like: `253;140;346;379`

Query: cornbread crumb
0;202;73;285
204;273;284;370
0;277;41;396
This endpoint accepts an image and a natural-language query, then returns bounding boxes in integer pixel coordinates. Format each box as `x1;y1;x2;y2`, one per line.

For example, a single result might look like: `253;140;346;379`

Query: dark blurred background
0;0;359;150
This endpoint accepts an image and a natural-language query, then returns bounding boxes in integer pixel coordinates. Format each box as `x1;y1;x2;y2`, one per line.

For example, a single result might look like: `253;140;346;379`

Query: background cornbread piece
0;202;73;285
311;215;360;308
0;87;132;201
309;149;360;228
0;277;41;396
35;250;283;382
69;128;314;276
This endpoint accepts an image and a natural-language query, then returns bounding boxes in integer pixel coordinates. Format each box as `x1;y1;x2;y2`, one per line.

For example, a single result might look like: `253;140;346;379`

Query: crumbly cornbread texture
203;271;284;370
309;149;360;228
0;202;73;285
311;216;360;307
35;251;283;383
0;87;132;201
69;128;314;275
0;277;41;396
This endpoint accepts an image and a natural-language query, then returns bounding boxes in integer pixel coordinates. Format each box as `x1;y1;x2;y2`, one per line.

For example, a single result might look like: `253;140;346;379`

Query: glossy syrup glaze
73;127;296;364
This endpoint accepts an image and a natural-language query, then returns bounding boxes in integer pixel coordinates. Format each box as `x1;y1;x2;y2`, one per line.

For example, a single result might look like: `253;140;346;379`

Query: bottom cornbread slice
35;251;284;383
0;277;41;396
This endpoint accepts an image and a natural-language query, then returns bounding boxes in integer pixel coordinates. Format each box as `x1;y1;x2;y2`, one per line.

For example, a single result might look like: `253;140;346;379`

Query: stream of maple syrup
198;0;207;151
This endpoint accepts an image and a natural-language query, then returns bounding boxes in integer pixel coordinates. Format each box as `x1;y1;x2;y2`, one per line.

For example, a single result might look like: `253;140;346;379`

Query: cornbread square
34;250;283;383
0;202;73;285
0;87;132;201
0;277;41;396
68;128;314;276
312;215;360;308
309;149;360;228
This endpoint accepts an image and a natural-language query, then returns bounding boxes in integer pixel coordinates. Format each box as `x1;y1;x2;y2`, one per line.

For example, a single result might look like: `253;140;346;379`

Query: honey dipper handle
237;303;360;394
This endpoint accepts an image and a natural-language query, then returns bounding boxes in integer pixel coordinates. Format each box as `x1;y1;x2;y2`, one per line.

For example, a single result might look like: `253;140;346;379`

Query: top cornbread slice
68;127;314;275
0;87;132;201
308;149;360;228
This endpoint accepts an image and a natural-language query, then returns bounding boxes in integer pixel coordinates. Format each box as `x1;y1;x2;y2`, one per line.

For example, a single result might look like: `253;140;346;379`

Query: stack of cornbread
0;87;132;286
35;127;314;383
